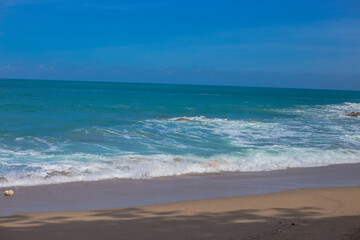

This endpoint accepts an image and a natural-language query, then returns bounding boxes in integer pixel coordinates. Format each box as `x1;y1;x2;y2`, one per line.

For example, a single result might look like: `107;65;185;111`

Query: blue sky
0;0;359;89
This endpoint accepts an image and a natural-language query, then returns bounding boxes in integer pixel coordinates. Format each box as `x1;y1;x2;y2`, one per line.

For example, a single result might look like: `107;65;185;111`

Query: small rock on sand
4;190;14;197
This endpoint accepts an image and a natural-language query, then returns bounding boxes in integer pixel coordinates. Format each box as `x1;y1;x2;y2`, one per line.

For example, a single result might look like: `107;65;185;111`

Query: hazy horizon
2;77;360;92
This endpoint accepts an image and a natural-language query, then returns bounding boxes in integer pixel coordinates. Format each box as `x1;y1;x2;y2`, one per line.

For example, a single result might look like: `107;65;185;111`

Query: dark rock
176;118;190;121
159;116;169;119
46;170;71;178
346;112;360;117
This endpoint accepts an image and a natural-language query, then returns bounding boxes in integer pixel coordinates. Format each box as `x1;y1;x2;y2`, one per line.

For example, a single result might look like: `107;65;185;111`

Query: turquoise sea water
1;79;360;187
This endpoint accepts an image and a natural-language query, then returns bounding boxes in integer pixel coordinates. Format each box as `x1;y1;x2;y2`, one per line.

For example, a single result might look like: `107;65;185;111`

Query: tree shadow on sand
0;206;359;240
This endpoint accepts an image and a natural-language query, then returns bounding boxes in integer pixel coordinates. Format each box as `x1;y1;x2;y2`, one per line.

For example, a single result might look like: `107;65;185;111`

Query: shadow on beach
0;206;359;240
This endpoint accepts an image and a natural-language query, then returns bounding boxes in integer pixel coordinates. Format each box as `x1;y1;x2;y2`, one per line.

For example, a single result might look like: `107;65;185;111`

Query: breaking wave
1;101;360;187
1;146;359;187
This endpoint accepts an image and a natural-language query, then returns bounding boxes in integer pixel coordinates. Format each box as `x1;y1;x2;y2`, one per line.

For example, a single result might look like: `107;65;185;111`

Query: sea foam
1;79;360;187
1;145;360;187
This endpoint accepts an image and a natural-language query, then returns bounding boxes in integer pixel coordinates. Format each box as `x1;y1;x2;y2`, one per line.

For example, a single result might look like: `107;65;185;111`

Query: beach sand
1;163;360;216
0;186;359;240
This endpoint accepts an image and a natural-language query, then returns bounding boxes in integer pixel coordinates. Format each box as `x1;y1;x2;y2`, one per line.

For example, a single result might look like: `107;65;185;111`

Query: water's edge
1;163;359;216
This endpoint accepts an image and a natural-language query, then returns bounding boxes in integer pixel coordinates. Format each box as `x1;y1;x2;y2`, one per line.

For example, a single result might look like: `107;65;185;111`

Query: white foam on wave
70;105;360;152
147;116;314;147
6;136;59;153
341;134;360;146
1;146;360;187
0;147;44;159
280;102;360;120
1;102;360;187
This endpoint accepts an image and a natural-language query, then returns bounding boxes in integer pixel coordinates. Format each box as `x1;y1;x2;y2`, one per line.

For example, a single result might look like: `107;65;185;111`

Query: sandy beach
0;164;360;240
1;163;360;216
0;186;359;240
2;1;360;239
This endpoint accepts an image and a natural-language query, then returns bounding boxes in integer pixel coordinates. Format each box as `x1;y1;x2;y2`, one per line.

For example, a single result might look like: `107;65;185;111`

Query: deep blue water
1;79;360;186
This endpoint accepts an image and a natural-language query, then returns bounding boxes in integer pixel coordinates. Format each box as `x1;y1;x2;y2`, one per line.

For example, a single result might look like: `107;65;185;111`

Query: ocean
1;79;360;187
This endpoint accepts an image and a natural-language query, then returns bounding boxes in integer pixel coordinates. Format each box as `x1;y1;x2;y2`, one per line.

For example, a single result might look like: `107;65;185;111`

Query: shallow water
1;79;360;186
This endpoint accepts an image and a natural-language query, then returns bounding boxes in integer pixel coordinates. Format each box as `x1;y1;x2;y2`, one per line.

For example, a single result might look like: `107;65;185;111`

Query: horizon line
1;77;359;92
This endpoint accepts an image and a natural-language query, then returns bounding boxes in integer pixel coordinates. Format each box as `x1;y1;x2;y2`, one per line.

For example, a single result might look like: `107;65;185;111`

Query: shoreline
1;163;360;216
0;186;359;239
3;161;360;188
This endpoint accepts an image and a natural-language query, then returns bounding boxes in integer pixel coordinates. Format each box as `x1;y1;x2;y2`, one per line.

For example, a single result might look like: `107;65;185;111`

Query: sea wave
1;146;359;187
279;102;360;119
1;102;360;187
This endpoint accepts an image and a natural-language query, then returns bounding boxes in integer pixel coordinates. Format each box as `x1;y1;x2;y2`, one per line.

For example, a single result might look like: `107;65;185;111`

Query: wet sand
0;186;359;240
1;163;360;216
